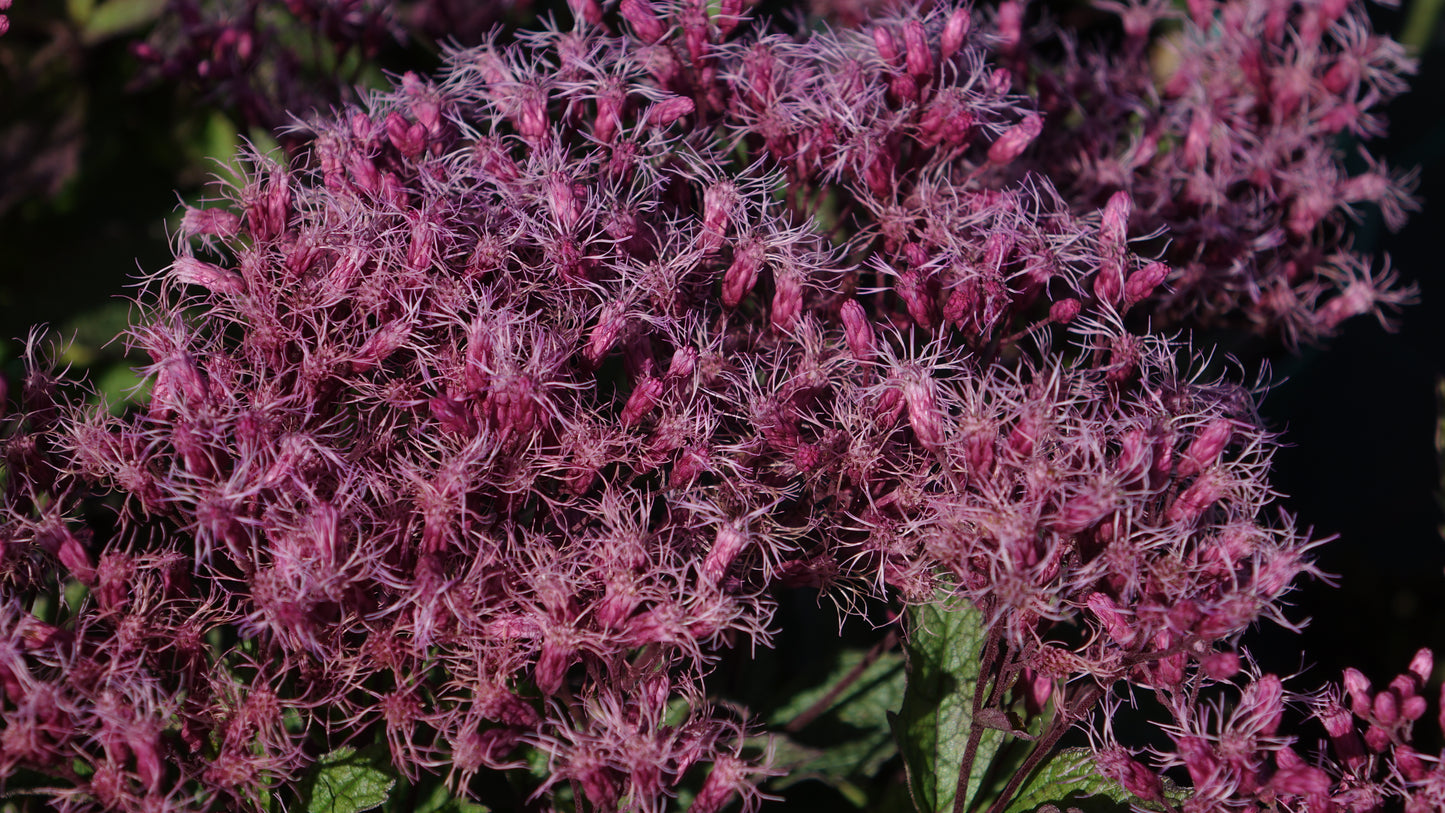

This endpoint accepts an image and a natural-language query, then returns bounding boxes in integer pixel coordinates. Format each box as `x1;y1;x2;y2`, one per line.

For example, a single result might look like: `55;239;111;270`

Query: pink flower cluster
0;0;1419;810
1096;650;1445;812
1015;0;1418;343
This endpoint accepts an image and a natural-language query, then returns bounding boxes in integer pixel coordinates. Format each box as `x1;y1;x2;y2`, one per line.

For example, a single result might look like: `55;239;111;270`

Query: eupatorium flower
0;0;1416;810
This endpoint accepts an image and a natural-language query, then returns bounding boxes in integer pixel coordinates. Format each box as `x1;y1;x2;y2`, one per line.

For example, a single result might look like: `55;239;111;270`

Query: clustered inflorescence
0;0;1428;811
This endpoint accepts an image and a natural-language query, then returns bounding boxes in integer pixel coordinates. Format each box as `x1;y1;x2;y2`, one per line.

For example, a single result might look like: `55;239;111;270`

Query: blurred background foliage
1;0;1443;729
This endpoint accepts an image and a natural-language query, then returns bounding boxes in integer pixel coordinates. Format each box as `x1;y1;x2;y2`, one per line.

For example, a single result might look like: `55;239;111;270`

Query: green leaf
891;597;1005;813
80;0;166;44
764;645;907;802
1001;748;1137;813
301;747;396;813
414;782;491;813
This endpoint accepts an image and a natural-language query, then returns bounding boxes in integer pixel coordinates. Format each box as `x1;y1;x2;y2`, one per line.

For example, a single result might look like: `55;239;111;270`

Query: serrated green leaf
1001;748;1134;813
302;747;396;813
892;597;1005;813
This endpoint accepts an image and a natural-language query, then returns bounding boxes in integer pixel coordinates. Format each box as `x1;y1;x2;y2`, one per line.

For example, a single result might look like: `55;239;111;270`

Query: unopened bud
547;174;583;232
647;94;695;127
1410;648;1434;683
1267;760;1331;797
1095;748;1163;804
1343;668;1372;716
1125;261;1169;304
903;376;945;451
620;376;666;427
771;267;804;332
715;0;743;35
873;26;900;66
1165;471;1222;522
1201;651;1240;679
180;207;241;240
386;111;426;158
1240;674;1285;735
354;319;414;371
702;522;749;586
1086;592;1137;646
1178;419;1234;478
1049;297;1082;324
667;346;697;379
840;299;875;361
585;303;628;367
621;0;667;43
987;113;1042;165
701;181;740;252
995;0;1024;53
903;21;933;80
516;84;551;144
722;239;764;308
941;8;971;61
172;257;244;295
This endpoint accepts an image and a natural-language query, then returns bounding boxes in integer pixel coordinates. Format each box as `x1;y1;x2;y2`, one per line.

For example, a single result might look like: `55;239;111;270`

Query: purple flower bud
1344;668;1373;716
172;257;244;295
1179;419;1234;478
1087;592;1137;646
1095;747;1163;803
1201;651;1240;679
586;303;628;367
1269;757;1331;798
1409;648;1433;683
180;207;241;240
941;8;971;61
667;347;697;379
898;269;936;330
671;446;709;488
721;238;764;309
995;0;1024;53
904;21;933;80
647;94;695;127
621;0;667;43
873;26;900;66
386;111;427;158
987;113;1042;165
1049;298;1082;324
702;522;749;587
353;319;414;372
621;376;665;427
701;181;739;254
715;0;743;35
1402;694;1428;722
771;268;803;332
903;375;945;452
1373;691;1399;725
515;84;551;145
1240;674;1285;735
1396;745;1429;782
1166;471;1222;522
1124;261;1169;305
840;299;876;361
488;375;541;437
1175;735;1219;786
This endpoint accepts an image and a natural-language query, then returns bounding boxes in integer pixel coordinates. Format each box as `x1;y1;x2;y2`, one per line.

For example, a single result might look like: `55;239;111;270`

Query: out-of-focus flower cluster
131;0;531;137
0;0;1420;811
1015;0;1417;344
